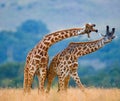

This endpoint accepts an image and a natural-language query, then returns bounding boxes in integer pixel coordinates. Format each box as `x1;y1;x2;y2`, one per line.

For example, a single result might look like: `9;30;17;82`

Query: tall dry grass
0;88;120;101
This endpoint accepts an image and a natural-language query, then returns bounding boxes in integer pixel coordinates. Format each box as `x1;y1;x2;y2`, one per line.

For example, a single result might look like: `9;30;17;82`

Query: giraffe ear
85;23;89;28
92;24;96;27
106;25;109;35
111;28;115;34
111;28;115;38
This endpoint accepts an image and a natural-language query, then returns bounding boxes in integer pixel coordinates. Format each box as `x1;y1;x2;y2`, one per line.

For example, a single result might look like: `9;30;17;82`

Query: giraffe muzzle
92;24;96;27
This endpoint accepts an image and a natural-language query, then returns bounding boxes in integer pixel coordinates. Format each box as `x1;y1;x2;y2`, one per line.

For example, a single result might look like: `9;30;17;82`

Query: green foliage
0;61;120;88
0;62;24;88
79;63;120;88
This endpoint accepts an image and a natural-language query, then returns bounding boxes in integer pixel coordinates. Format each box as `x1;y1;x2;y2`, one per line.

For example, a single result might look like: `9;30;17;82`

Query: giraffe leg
38;67;47;92
70;70;85;92
57;67;70;92
35;70;41;93
64;75;70;91
23;65;28;93
46;70;56;93
27;66;36;93
57;76;65;92
27;73;34;93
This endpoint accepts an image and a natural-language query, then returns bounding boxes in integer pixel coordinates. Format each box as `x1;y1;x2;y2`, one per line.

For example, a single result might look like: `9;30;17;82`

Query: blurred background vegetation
0;0;120;88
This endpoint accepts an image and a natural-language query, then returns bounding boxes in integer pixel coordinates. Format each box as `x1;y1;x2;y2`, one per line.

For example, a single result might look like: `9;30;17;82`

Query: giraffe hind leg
35;69;41;93
57;68;70;92
46;69;56;93
37;67;47;93
27;66;36;93
64;75;70;91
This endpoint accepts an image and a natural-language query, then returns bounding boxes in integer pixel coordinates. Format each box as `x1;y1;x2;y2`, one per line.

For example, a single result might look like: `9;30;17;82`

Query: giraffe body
23;23;98;93
46;26;115;93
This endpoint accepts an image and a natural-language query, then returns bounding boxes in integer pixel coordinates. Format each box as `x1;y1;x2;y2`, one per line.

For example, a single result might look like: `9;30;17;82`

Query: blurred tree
17;20;49;35
0;19;50;63
0;62;24;87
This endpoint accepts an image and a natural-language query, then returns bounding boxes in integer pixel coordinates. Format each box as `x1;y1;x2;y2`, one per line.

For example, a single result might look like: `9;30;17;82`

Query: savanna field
0;88;120;101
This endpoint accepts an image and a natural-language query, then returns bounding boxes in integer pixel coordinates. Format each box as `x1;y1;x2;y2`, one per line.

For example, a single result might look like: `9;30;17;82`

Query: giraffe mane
68;38;103;46
44;28;83;37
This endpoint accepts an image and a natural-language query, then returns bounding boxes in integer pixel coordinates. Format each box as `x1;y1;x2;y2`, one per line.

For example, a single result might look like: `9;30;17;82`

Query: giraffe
23;23;98;93
46;26;115;93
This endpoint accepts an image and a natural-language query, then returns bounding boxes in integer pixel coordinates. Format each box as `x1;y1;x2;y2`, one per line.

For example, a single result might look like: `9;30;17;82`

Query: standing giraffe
46;26;115;93
23;23;98;93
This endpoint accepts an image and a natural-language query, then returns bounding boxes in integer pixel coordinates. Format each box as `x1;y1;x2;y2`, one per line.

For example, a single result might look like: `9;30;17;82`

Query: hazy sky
0;0;120;34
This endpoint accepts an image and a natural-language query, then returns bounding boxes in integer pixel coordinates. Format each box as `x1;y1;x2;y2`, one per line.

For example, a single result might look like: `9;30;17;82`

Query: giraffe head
102;25;115;44
81;23;98;38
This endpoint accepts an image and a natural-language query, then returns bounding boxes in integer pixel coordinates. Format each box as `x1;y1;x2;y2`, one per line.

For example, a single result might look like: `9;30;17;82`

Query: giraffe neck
37;27;85;50
68;38;105;58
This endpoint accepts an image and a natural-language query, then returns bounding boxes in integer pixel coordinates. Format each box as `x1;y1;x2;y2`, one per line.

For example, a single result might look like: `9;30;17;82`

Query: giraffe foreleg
38;67;47;93
27;66;36;93
70;70;85;92
57;75;65;92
